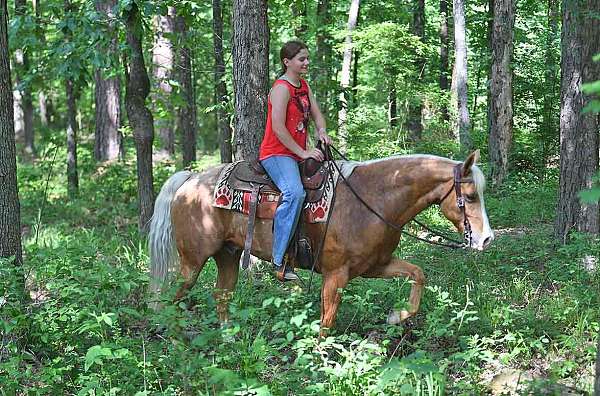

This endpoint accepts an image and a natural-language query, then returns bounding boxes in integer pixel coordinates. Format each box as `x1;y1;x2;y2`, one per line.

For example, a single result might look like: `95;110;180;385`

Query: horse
148;150;494;333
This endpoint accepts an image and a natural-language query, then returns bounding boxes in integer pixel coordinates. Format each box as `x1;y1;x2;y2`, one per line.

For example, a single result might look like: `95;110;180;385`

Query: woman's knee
285;185;306;203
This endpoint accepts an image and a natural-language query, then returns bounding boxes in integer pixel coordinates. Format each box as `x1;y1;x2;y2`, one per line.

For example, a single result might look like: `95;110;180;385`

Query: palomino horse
148;150;494;331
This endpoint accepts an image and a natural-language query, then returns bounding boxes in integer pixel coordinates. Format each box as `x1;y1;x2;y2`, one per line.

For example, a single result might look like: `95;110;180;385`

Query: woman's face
284;48;309;75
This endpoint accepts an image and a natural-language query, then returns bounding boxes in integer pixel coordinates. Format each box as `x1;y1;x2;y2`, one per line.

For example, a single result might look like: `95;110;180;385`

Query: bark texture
407;0;425;142
124;2;155;233
231;0;269;161
439;0;449;123
0;0;23;265
453;0;472;152
212;0;232;163
175;14;197;167
14;0;34;156
94;0;122;162
65;79;78;198
555;0;600;243
152;7;176;156
337;0;360;154
488;0;515;187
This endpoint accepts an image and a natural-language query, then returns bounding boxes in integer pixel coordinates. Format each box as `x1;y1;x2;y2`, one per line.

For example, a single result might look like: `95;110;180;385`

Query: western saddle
226;158;331;270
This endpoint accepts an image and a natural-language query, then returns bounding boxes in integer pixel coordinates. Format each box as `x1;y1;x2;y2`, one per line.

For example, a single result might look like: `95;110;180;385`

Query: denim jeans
261;155;306;266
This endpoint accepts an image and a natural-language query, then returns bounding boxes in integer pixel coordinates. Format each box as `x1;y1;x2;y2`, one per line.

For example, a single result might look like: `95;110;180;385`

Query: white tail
148;171;193;295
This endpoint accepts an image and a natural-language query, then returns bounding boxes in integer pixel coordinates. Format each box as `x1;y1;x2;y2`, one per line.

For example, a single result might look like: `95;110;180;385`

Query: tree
439;0;450;123
488;0;515;187
124;1;154;233
554;0;600;243
406;0;425;142
312;0;332;118
212;0;232;163
0;0;23;266
175;13;197;167
231;0;269;161
452;0;472;152
337;0;360;154
94;0;123;162
152;6;176;157
64;0;78;198
14;0;34;156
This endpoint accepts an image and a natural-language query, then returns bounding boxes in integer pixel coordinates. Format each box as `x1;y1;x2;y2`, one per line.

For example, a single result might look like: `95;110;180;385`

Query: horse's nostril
482;236;492;248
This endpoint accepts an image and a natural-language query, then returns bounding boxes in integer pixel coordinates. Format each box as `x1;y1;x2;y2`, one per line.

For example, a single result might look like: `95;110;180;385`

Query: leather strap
242;184;261;270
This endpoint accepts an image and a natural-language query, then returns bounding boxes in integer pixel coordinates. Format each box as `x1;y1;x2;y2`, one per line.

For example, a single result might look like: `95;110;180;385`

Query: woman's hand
301;148;325;162
317;128;332;146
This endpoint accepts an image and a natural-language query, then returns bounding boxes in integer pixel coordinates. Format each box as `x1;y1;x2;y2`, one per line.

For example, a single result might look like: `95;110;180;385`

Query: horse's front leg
320;269;349;336
362;257;426;324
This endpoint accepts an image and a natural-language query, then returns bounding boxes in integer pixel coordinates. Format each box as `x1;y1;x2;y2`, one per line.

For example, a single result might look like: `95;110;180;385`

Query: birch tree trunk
152;7;176;157
0;0;23;267
212;0;232;163
407;0;425;142
488;0;515;187
232;0;269;161
124;2;155;233
453;0;472;152
439;0;450;123
554;0;600;243
337;0;360;154
14;0;34;156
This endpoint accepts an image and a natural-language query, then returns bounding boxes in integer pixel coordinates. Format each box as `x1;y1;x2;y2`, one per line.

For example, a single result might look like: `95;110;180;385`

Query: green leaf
290;312;307;328
84;345;112;372
579;188;600;203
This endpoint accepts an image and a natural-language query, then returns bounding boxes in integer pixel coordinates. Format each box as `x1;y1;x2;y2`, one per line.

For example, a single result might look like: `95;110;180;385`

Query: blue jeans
261;155;306;266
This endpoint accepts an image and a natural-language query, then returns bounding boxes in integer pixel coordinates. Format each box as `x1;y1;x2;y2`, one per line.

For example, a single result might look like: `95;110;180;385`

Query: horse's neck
361;157;454;227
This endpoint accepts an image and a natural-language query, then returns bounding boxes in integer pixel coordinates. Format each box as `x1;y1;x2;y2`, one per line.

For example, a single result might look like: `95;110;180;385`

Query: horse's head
439;150;494;251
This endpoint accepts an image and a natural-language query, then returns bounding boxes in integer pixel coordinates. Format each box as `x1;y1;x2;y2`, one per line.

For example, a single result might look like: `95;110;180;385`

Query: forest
0;0;599;394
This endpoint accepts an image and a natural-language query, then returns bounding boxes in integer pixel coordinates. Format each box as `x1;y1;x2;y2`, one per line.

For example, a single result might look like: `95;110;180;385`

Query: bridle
327;145;474;249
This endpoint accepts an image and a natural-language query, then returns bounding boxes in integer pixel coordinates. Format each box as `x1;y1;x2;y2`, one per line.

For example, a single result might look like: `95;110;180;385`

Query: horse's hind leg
362;257;426;324
174;251;211;302
213;246;241;323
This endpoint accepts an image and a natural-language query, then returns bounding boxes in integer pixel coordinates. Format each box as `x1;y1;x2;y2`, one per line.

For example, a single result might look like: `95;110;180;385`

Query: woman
259;40;332;282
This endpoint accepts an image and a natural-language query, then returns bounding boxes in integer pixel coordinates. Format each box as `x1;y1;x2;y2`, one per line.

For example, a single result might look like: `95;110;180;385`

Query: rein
327;145;472;249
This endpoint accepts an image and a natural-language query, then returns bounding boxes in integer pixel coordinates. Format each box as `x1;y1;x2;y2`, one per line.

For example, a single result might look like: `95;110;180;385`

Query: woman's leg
261;156;306;268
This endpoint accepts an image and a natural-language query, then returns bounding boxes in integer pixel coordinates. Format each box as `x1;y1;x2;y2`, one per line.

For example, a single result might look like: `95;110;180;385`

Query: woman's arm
307;84;332;145
271;84;324;161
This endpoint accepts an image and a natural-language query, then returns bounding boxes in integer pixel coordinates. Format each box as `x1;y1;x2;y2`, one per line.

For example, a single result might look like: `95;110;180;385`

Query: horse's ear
462;149;480;176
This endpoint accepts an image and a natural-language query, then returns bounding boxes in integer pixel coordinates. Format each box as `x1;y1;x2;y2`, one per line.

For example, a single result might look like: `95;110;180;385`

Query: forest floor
1;138;598;395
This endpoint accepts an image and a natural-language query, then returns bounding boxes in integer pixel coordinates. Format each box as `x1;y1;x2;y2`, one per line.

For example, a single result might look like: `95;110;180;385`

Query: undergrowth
0;138;598;395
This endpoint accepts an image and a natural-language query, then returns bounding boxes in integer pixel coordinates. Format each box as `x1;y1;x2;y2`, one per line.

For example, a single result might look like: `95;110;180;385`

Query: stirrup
273;261;299;282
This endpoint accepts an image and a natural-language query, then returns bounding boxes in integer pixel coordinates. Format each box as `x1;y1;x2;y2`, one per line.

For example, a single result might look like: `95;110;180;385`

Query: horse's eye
465;194;477;203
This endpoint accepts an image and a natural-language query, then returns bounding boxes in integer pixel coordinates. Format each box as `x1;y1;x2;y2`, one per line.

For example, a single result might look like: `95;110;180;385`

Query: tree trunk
488;0;515;187
312;0;331;118
453;0;472;152
124;2;155;233
152;7;176;157
541;0;559;179
554;0;600;243
14;0;34;156
407;0;425;142
212;0;232;163
292;0;307;39
351;50;359;106
0;0;23;266
337;0;360;154
439;0;450;123
65;79;78;199
33;0;48;127
175;14;197;167
231;0;269;161
388;79;397;128
94;0;122;162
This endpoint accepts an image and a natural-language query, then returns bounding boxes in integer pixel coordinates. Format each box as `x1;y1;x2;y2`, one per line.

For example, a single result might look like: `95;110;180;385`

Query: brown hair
279;40;308;75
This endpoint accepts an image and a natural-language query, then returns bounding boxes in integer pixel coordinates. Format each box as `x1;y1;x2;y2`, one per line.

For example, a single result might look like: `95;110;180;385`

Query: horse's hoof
387;310;412;325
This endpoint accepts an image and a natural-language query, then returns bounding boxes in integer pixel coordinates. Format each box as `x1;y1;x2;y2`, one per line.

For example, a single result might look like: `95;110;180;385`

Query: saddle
227;158;331;270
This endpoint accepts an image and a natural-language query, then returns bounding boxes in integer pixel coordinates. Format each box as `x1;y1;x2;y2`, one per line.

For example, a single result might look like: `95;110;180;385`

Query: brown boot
273;260;299;282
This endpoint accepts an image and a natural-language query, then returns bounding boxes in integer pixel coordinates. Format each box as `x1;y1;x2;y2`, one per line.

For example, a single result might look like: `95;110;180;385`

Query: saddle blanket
213;160;342;223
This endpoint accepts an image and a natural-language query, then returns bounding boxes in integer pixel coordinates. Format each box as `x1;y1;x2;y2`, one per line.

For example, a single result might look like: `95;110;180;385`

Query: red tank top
259;78;311;161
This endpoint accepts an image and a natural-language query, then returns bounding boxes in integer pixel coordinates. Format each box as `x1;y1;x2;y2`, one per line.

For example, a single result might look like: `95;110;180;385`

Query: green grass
0;138;598;395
